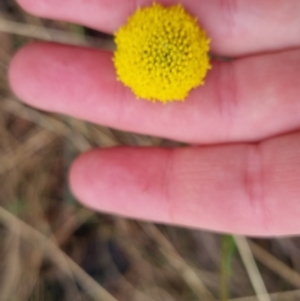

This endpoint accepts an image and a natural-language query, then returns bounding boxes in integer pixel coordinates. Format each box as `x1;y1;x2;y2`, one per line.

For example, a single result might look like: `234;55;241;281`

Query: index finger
17;0;300;56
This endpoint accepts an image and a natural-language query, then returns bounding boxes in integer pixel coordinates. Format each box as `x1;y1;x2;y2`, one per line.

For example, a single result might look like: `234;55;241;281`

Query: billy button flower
113;3;211;103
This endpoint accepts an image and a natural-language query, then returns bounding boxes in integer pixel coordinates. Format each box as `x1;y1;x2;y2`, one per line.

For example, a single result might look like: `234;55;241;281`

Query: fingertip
9;42;53;109
9;43;32;100
16;0;63;17
69;148;109;205
9;42;112;113
15;0;33;12
68;147;172;221
16;0;46;15
68;148;127;210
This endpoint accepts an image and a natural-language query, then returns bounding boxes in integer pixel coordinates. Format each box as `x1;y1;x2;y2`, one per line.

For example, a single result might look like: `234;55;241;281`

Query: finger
17;0;300;56
69;131;300;236
9;43;300;144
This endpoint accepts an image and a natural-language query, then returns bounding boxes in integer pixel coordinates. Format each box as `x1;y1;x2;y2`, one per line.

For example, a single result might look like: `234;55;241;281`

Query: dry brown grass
1;2;300;301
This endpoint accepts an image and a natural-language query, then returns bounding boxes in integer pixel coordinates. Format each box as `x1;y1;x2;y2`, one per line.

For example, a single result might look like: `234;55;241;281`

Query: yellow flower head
113;3;211;103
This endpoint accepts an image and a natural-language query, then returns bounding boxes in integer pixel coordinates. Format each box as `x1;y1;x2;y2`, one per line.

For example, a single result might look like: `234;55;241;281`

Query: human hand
9;0;300;236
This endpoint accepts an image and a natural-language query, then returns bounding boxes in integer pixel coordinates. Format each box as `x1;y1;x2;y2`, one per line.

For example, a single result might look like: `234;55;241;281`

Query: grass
1;2;300;301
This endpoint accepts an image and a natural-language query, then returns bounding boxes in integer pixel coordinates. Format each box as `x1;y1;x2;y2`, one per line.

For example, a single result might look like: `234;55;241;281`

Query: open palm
9;0;300;236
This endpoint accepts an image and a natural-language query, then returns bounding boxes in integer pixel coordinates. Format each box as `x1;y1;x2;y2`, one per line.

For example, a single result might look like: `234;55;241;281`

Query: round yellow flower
113;3;211;103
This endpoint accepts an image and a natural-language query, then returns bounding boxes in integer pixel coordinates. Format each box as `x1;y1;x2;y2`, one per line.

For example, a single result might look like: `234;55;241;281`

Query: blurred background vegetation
1;1;300;300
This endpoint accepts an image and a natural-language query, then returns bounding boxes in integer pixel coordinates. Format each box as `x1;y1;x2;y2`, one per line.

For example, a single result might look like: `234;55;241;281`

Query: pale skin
9;0;300;236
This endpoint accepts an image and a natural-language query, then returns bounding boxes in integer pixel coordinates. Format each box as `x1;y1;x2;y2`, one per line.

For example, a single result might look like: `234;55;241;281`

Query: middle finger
9;43;300;144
